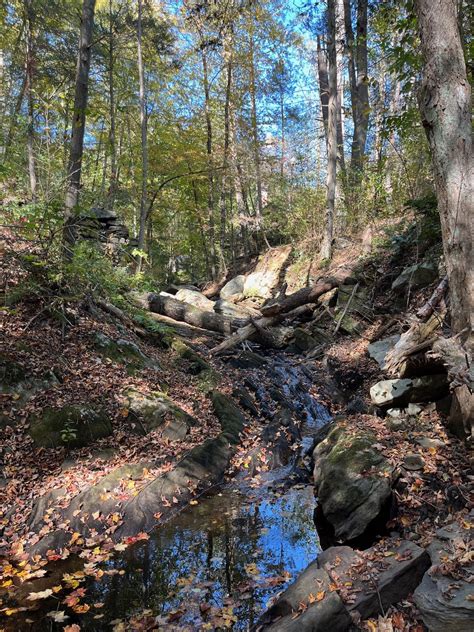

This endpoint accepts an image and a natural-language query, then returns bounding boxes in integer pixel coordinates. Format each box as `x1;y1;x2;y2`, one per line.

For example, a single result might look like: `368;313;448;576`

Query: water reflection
76;484;319;630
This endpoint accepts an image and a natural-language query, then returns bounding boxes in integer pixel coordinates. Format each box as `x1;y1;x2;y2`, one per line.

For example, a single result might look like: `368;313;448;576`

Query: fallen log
148;293;248;335
260;265;355;318
416;275;448;321
384;311;445;376
201;277;227;299
209;304;317;355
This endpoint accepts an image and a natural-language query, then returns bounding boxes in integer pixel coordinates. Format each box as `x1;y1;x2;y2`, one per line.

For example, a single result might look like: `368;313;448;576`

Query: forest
0;0;473;631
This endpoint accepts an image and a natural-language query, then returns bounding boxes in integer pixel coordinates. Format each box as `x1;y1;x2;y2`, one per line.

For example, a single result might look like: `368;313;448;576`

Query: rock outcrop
370;375;448;408
29;405;112;448
414;520;474;632
255;562;352;631
392;261;438;291
243;245;292;299
317;541;430;619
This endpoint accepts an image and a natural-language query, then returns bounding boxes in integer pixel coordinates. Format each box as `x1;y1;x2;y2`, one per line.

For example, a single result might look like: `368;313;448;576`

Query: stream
10;353;332;631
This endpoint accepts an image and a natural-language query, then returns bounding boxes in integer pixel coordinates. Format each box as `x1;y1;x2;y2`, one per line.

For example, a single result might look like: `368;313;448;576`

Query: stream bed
9;354;331;631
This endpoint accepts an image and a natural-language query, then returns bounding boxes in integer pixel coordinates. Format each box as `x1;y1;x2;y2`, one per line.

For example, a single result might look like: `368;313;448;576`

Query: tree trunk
321;0;337;261
25;0;37;201
136;0;148;271
335;0;345;170
316;35;329;142
353;0;369;169
249;25;266;244
107;0;117;211
218;28;234;277
414;0;473;344
148;293;247;334
202;47;217;279
63;0;96;251
343;0;369;173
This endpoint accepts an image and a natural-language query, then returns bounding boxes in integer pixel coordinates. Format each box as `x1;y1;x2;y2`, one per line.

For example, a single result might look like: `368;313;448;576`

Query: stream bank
1;229;472;631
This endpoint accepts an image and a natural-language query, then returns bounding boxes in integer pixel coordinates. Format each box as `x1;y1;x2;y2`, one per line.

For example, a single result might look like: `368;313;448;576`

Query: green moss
172;338;210;371
172;338;221;392
29;405;113;448
0;354;27;386
124;389;196;438
94;332;160;375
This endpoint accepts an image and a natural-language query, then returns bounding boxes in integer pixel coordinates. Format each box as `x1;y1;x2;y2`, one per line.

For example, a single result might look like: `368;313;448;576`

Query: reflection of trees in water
81;488;318;629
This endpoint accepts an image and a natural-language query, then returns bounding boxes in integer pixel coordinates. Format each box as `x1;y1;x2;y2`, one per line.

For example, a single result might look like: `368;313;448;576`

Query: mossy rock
313;423;394;542
29;405;113;448
0;355;28;387
94;332;160;375
172;338;211;372
172;338;220;393
123;389;196;440
211;391;246;444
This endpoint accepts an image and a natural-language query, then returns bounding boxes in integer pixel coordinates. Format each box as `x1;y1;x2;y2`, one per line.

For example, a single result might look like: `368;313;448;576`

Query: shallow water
22;481;319;631
92;485;316;630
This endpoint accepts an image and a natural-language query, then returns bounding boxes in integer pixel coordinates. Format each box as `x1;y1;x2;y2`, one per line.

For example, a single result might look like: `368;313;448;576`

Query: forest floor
0;224;472;631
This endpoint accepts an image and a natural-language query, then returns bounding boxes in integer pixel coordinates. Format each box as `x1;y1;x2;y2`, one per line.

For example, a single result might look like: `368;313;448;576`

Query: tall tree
107;0;117;212
343;0;369;172
321;0;337;260
414;0;473;342
136;0;148;270
64;0;96;250
24;0;37;201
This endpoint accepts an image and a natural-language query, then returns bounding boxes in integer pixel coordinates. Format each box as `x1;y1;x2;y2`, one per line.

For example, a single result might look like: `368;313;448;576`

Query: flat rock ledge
256;539;430;631
414;519;474;632
27;391;246;556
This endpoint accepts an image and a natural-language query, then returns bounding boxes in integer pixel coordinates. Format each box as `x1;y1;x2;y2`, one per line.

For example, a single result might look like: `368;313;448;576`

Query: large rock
256;562;351;631
29;405;112;448
313;424;394;542
228;350;268;370
94;332;160;374
447;384;473;439
175;288;215;312
392;261;438;291
318;542;430;619
414;521;474;632
244;245;292;299
370;375;448;407
367;335;401;369
171;338;220;393
122;389;196;440
220;275;246;300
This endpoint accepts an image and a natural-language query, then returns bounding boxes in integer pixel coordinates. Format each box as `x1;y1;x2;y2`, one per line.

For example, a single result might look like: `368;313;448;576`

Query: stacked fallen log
148;292;249;335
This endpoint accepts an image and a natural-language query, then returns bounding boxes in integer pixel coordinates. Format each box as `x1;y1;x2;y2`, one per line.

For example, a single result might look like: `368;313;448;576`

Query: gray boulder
367;335;400;368
293;328;319;352
244;245;292;299
313;424;394;542
220;274;246;300
317;541;430;619
370;375;448;407
175;288;215;311
414;521;474;632
256;562;351;631
392;261;438;291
